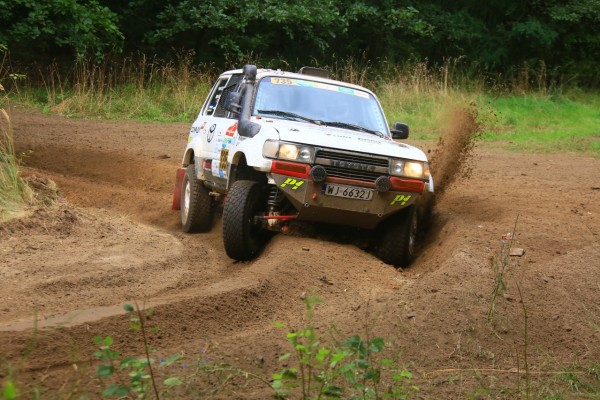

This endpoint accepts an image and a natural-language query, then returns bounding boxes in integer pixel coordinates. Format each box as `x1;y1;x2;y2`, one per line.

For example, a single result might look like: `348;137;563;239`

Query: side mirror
390;122;409;139
238;119;261;137
224;92;242;114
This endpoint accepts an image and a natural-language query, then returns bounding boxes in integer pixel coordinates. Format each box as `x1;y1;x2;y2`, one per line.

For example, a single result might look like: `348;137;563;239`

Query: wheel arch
182;148;195;166
228;151;267;187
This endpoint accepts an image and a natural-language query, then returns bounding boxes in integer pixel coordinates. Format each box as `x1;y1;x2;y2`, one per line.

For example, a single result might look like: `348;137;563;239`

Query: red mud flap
171;167;186;210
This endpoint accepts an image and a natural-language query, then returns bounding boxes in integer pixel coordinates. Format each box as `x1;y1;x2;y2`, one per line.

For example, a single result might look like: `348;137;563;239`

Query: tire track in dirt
8;109;408;338
6;106;473;336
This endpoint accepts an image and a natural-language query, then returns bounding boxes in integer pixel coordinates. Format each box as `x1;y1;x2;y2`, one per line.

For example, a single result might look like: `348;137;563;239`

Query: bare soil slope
1;106;599;398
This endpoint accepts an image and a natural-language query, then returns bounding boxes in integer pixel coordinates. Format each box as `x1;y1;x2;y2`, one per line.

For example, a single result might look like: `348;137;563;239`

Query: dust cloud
417;103;482;231
429;103;482;197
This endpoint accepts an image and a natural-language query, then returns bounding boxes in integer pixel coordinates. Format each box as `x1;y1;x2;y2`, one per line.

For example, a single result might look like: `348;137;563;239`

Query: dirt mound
0;200;187;328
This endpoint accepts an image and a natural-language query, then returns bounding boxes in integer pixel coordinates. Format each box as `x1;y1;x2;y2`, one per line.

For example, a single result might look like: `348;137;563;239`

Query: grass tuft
0;107;32;220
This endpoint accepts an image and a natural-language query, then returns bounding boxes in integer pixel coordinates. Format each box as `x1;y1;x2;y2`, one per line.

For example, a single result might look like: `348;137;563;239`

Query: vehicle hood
256;118;428;162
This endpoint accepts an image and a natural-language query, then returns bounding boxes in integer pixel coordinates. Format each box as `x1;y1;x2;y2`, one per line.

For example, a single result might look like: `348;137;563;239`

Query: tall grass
0;108;32;218
1;46;32;218
18;52;215;122
8;55;600;155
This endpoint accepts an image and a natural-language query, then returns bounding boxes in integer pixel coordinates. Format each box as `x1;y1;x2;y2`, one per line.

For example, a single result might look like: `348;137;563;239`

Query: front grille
315;149;389;182
317;150;389;167
321;165;381;181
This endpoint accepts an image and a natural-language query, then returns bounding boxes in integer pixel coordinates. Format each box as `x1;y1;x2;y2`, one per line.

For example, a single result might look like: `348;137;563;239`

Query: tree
0;0;123;61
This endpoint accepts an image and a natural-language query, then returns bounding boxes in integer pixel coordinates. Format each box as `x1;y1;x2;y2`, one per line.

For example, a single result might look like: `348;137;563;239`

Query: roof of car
219;68;377;96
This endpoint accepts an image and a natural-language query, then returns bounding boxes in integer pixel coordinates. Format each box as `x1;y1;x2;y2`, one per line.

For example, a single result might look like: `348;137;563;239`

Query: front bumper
271;173;421;229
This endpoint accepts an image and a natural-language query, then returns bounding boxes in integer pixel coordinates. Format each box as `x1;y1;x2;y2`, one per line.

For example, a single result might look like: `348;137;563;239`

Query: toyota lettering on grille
331;160;377;172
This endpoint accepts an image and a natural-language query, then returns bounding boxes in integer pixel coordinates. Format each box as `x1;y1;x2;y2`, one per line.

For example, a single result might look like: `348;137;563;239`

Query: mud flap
171;167;186;210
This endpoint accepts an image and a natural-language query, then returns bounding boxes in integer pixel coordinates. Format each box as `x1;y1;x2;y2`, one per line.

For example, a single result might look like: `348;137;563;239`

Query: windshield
253;77;389;136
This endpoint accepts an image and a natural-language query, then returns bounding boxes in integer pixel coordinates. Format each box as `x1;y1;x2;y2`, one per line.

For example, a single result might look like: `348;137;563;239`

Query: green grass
18;81;213;122
478;92;600;155
6;58;600;155
380;89;600;156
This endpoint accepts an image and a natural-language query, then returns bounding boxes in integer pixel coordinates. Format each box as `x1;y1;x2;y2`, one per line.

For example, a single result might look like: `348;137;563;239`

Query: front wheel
376;206;419;268
223;180;269;261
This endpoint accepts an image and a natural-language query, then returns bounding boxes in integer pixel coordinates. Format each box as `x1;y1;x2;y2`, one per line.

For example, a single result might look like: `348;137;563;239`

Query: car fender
227;123;280;176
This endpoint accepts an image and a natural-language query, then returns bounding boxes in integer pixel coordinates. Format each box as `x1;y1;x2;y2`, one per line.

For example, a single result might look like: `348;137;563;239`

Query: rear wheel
377;206;418;267
223;180;269;261
180;164;214;233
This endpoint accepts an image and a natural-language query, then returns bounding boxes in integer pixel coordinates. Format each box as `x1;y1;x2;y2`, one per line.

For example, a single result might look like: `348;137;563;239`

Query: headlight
404;161;424;178
262;140;315;163
390;159;404;175
297;147;314;162
262;140;280;158
390;159;425;179
279;144;299;160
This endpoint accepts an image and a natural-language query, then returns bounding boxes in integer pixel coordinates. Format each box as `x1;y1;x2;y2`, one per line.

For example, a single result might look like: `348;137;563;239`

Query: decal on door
219;148;229;171
225;122;238;137
190;121;207;138
207;124;216;143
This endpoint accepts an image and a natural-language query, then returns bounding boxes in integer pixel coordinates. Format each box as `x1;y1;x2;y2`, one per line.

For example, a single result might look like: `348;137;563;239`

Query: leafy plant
272;295;418;399
2;377;17;400
93;303;182;399
0;0;123;60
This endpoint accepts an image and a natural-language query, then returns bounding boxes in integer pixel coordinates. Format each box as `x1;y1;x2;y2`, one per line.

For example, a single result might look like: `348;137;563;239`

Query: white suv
172;65;433;267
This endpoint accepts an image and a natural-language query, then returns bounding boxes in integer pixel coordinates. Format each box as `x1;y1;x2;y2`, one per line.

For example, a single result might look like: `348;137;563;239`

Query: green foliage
93;304;182;399
0;0;123;60
2;378;17;400
1;0;599;82
139;0;433;66
272;296;418;399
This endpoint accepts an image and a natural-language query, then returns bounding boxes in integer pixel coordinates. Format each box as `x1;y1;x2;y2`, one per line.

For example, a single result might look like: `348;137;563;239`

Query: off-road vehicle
172;65;434;267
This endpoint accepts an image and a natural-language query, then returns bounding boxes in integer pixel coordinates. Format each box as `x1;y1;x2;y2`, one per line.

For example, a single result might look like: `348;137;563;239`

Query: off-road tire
180;164;214;233
223;180;269;261
377;206;418;267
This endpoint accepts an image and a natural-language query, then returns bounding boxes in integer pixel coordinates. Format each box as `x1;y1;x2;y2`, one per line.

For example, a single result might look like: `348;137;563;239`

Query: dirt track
1;106;599;398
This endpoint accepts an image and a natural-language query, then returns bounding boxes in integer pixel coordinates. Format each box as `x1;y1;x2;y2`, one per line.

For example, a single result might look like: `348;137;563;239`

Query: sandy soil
1;106;599;398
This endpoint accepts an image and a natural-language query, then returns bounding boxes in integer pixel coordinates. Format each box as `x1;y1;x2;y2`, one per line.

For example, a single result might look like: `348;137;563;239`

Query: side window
213;74;243;118
203;78;228;116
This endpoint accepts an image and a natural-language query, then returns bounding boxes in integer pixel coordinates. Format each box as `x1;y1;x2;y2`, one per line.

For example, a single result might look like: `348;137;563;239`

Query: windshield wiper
257;109;323;125
321;121;384;137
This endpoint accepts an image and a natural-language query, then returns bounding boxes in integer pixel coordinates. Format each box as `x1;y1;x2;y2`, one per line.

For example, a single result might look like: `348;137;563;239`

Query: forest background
1;0;599;85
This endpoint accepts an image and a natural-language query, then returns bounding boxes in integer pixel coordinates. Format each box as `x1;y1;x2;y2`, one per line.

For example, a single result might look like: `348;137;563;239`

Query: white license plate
322;184;373;201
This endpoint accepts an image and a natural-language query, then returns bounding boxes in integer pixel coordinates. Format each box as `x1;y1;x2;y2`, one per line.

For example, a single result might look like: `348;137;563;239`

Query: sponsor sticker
207;124;216;143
